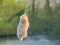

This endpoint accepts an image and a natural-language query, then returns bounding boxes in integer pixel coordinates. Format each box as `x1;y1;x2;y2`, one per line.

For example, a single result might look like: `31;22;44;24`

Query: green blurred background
0;0;60;37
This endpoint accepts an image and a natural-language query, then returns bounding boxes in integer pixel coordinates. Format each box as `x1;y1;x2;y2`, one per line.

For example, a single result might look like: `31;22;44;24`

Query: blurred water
0;35;60;45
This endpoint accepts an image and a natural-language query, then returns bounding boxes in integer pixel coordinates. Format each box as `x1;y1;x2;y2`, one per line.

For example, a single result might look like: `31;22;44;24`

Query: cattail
17;13;29;40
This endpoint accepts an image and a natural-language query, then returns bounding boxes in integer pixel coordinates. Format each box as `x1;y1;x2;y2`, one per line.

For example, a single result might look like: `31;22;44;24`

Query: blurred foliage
0;18;15;35
0;0;60;37
0;0;25;36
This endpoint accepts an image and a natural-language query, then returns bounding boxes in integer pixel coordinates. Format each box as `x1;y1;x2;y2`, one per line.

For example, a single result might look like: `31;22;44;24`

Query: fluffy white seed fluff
17;13;29;40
